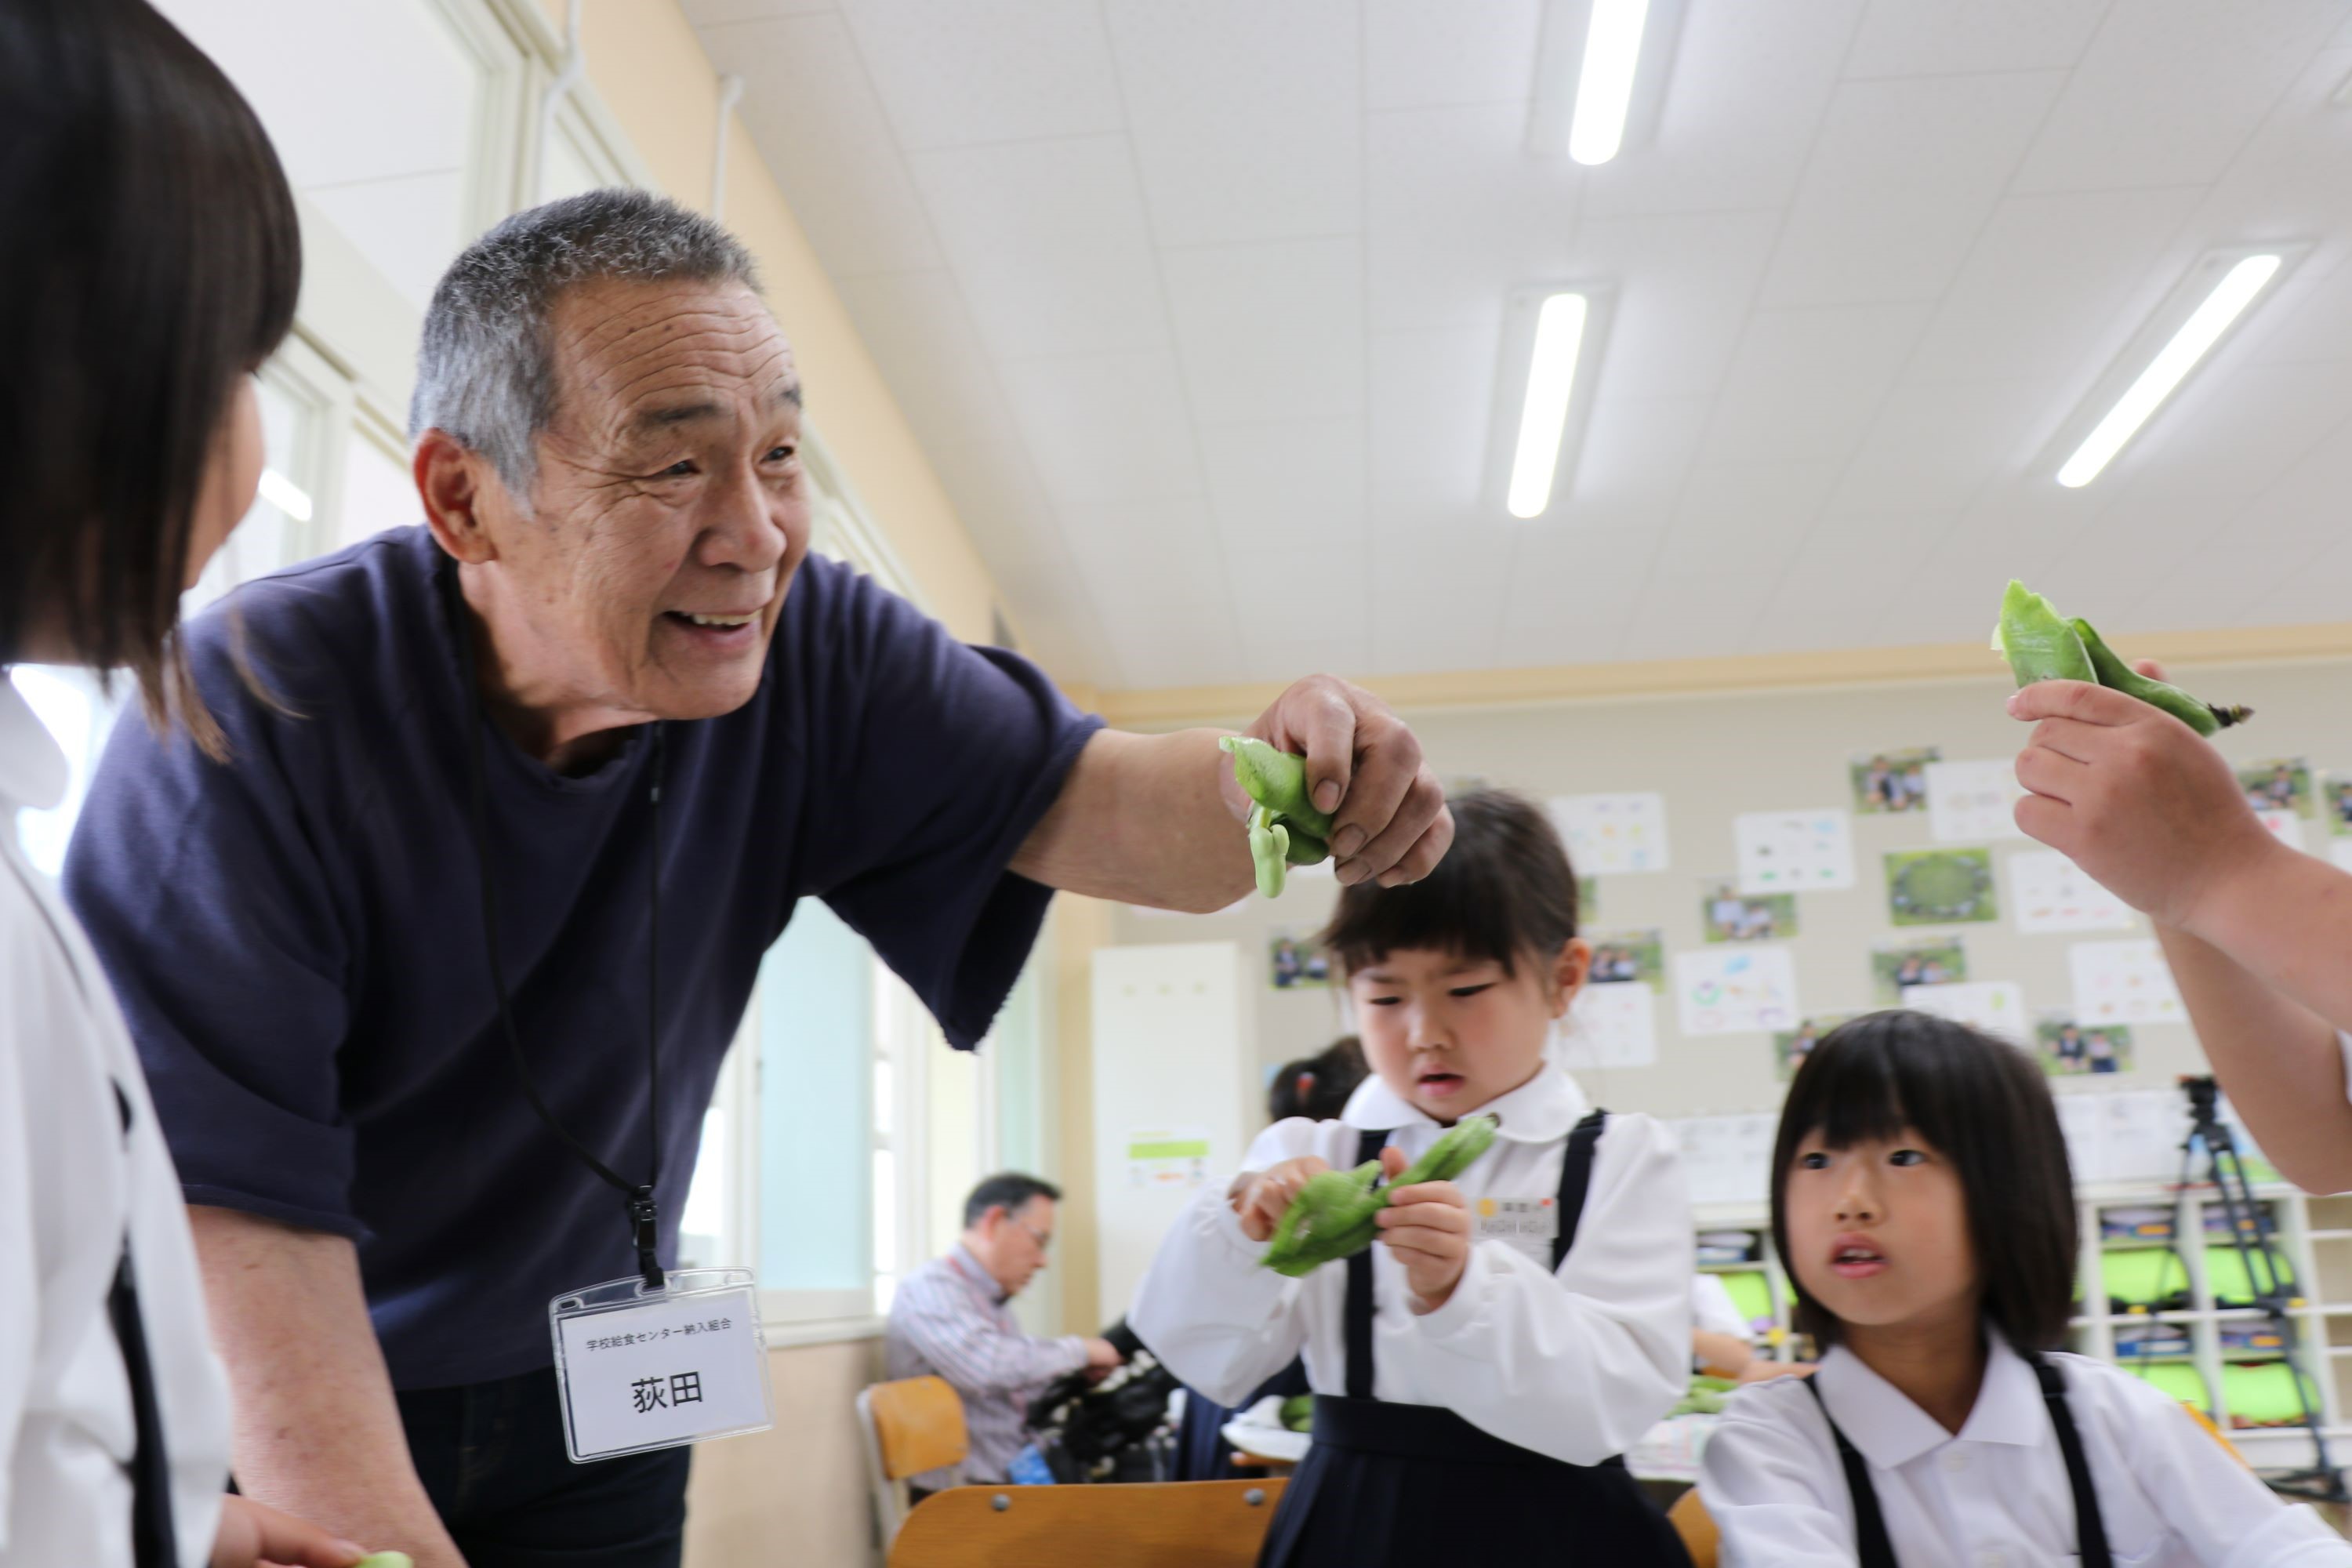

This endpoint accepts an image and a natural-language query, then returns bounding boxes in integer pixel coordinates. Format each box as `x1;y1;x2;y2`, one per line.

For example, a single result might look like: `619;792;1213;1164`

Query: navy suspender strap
1552;1109;1607;1271
1804;1377;1898;1568
2028;1349;2114;1568
107;1084;176;1568
1343;1128;1384;1400
1803;1351;2113;1568
1341;1110;1610;1401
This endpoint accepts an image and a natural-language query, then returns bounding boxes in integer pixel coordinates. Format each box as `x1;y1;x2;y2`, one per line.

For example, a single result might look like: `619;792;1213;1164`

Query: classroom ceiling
687;0;2352;691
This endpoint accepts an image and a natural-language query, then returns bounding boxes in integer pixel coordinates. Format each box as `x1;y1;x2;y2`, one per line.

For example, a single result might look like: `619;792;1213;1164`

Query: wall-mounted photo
1885;848;1996;925
1871;935;1968;1004
1586;930;1664;991
1773;1012;1863;1081
2238;757;2314;819
1269;930;1330;990
2326;776;2352;839
1701;880;1798;943
2037;1013;2132;1076
1578;876;1600;920
1850;746;1940;815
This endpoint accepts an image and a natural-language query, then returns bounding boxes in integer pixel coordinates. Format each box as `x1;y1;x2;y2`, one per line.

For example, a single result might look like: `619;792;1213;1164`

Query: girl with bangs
1700;1011;2351;1566
1132;790;1693;1566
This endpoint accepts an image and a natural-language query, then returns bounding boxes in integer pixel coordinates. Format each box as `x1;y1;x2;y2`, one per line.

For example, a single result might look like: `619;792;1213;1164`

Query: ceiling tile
306;171;468;314
1820;379;2055;521
998;351;1203;508
1791;512;1951;572
1366;103;1581;334
683;0;836;24
1106;0;1362;246
709;14;945;277
1653;460;1844;576
1164;238;1367;426
837;0;1124;150
1904;187;2206;385
1364;0;1542;111
1700;303;1935;466
1577;0;1864;219
1368;545;1512;675
2238;533;2352;627
1845;0;2111;78
1570;210;1780;401
1749;558;1936;653
906;136;1165;358
1492;615;1635;670
2011;0;2346;193
1370;326;1504;523
1618;572;1775;660
1227;545;1372;678
1201;419;1367;559
1759;71;2067;309
1062;495;1251;688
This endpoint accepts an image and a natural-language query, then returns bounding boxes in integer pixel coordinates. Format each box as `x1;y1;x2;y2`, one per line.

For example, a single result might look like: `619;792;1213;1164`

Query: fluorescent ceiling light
1507;293;1590;519
1569;0;1650;165
2056;253;2281;488
257;466;313;523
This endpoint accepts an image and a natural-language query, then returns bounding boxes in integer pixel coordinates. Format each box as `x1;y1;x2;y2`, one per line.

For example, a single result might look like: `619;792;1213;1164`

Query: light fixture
1568;0;1650;165
1508;295;1590;517
2056;253;2283;488
257;467;314;522
1488;285;1612;521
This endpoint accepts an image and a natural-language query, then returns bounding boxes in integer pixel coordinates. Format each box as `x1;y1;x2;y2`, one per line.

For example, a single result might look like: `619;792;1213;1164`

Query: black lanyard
445;565;666;1291
1805;1351;2112;1568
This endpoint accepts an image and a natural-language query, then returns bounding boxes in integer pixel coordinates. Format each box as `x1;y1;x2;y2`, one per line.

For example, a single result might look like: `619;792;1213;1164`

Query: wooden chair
856;1376;969;1548
889;1479;1288;1568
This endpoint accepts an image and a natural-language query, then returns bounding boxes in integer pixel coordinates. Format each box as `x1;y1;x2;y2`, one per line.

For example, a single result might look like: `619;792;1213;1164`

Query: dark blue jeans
398;1367;692;1567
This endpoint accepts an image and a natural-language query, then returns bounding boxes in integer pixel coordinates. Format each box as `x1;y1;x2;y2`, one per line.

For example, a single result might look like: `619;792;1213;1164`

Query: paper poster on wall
1900;980;2028;1044
1587;931;1665;991
2070;939;2184;1026
1268;930;1331;989
1736;809;1855;894
2325;775;2352;838
2236;758;2314;818
1925;759;2028;844
1851;747;1940;815
1674;946;1800;1036
1668;1112;1778;1205
1702;880;1799;942
2009;849;2134;935
2256;808;2306;854
1549;793;1671;876
1578;877;1600;920
1871;935;1967;1004
1124;1128;1213;1189
1773;1011;1863;1081
1562;983;1657;1069
2036;1011;2132;1076
1885;848;1998;925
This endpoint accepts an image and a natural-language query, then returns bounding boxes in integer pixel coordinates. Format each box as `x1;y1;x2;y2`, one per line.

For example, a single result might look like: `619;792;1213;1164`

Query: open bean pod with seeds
1993;579;2252;738
1261;1114;1499;1278
1221;735;1337;898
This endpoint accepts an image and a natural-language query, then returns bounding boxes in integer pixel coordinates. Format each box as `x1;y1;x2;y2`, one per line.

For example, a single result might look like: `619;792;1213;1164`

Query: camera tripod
2170;1075;2347;1503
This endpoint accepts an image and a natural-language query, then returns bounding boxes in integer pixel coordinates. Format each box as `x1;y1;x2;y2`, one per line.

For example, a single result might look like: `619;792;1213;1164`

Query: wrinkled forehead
546;276;801;442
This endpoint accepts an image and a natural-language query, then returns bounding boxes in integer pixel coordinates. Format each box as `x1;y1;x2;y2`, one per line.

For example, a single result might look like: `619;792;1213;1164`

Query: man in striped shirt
885;1174;1124;1492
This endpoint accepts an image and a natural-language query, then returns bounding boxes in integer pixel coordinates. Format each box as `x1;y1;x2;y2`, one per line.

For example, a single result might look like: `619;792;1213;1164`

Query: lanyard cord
445;565;666;1291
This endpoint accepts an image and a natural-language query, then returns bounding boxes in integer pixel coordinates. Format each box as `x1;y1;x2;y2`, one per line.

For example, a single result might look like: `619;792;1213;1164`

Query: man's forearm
1011;729;1254;910
190;1206;466;1567
2153;924;2352;1193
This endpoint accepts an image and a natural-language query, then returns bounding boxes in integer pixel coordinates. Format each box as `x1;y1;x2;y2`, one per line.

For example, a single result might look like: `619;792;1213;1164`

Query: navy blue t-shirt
64;525;1099;1389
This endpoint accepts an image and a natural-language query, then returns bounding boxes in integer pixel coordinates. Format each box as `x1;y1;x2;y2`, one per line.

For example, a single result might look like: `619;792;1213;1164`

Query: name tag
550;1268;775;1463
1474;1196;1559;1243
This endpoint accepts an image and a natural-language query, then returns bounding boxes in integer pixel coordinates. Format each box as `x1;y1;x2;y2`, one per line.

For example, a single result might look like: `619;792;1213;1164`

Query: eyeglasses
1013;1218;1054;1252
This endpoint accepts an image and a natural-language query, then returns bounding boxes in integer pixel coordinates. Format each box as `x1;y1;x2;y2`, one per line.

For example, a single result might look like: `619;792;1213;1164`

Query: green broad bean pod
1991;579;2251;736
1223;736;1337;898
1261;1114;1499;1277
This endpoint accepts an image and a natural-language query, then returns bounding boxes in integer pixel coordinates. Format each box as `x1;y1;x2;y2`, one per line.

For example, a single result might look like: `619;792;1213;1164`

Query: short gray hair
409;188;760;500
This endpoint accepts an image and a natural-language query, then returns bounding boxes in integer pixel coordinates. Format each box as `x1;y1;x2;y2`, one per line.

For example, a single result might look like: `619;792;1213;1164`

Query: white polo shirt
1700;1331;2351;1567
1;680;230;1567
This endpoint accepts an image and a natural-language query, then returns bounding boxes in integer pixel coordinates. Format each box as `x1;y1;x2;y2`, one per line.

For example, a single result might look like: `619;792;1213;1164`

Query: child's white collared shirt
1129;1066;1692;1466
1700;1333;2352;1566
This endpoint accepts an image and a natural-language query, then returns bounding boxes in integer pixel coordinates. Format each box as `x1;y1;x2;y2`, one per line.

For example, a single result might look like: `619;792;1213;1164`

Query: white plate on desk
1221;1419;1311;1465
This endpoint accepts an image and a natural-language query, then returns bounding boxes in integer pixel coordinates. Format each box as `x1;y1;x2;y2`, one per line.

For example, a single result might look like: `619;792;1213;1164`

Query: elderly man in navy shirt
64;190;1452;1568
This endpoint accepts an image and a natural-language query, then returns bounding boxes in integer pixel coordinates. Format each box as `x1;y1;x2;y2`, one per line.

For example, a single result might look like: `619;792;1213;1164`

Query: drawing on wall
1885;848;1997;925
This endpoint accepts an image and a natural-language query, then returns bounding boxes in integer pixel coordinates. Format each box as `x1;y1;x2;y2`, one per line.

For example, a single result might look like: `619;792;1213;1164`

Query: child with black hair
1700;1011;2351;1566
1267;1036;1368;1123
1133;790;1693;1566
